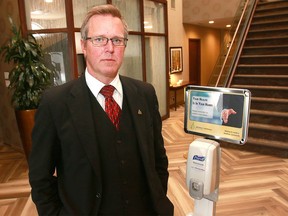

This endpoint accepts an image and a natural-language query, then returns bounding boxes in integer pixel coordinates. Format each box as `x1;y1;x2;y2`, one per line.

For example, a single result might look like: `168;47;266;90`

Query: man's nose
105;39;114;52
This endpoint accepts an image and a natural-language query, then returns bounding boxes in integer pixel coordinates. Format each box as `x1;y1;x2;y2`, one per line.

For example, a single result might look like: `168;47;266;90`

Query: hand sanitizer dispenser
186;138;221;216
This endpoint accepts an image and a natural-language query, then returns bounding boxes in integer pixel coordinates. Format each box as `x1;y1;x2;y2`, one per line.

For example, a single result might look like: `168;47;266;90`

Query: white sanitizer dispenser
186;138;221;216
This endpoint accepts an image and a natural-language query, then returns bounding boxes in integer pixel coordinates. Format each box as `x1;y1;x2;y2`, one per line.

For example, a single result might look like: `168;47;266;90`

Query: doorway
188;39;201;85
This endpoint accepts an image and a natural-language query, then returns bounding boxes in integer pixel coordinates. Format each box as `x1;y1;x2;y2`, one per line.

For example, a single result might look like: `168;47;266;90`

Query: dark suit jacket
29;75;173;215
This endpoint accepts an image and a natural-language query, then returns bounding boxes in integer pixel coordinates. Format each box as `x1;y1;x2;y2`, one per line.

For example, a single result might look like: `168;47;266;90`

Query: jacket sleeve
150;86;169;193
28;91;62;215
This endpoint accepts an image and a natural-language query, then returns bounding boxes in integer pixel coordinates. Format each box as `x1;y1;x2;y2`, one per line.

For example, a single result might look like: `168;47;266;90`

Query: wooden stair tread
237;64;288;67
246;35;288;41
244;44;288;49
247;137;288;149
241;54;288;58
252;97;288;103
254;11;288;18
235;74;288;78
249;27;288;33
252;18;288;25
249;122;288;132
250;109;288;117
231;85;288;90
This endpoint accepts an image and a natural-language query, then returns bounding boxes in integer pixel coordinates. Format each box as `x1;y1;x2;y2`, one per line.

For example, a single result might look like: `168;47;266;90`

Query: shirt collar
85;69;123;98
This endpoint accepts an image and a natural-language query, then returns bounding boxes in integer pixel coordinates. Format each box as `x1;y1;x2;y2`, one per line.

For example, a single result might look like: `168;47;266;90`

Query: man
29;4;174;215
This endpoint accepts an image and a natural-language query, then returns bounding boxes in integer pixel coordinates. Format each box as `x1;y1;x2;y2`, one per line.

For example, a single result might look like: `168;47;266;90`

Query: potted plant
0;18;56;160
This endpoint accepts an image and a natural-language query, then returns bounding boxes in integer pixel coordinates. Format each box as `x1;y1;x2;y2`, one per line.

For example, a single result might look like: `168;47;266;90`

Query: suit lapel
66;76;101;175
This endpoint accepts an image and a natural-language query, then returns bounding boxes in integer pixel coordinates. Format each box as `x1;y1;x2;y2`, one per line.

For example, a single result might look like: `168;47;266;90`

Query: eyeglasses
85;36;128;47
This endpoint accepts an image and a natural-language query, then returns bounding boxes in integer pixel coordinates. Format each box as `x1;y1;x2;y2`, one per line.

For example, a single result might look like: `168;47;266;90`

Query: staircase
230;0;288;149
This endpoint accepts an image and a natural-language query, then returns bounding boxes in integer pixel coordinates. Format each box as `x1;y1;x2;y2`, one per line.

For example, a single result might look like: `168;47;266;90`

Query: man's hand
221;109;237;124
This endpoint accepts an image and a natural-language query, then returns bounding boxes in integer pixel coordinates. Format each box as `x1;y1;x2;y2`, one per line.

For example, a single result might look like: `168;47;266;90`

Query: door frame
188;39;201;85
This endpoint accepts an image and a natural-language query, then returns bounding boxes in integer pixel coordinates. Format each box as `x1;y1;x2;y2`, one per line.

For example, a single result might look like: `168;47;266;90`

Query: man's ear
81;39;87;57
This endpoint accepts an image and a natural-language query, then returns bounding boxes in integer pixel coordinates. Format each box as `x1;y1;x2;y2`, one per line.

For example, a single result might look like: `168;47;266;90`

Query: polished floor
0;106;288;215
165;106;288;216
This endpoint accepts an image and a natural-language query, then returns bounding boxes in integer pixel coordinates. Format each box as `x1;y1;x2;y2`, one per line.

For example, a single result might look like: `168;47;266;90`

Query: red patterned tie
100;85;121;130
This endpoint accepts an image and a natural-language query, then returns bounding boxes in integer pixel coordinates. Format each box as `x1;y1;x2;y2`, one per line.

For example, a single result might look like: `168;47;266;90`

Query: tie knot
100;85;115;98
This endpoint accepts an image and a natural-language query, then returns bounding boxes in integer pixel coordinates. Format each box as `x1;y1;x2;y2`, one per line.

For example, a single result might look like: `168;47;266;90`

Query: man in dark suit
29;4;173;215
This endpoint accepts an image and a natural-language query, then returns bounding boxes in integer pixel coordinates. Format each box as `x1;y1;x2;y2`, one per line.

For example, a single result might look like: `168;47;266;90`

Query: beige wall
183;24;221;85
0;0;22;149
167;0;225;86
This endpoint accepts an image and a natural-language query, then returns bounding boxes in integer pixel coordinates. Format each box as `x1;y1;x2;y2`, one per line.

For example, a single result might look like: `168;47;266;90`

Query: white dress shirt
85;69;123;110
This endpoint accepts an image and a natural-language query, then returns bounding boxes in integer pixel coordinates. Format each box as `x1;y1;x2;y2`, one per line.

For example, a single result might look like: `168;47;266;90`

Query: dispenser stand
186;138;221;216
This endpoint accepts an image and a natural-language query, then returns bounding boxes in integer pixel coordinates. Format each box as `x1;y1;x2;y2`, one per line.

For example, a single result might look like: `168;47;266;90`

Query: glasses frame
85;36;128;47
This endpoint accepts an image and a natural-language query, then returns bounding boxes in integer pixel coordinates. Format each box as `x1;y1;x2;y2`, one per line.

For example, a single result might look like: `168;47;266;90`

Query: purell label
193;155;206;162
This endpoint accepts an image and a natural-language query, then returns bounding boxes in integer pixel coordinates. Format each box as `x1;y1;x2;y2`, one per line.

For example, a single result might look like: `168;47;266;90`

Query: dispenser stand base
187;198;216;216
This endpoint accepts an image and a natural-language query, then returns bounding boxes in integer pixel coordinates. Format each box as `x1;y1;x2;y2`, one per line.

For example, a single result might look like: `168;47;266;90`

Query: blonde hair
80;4;128;39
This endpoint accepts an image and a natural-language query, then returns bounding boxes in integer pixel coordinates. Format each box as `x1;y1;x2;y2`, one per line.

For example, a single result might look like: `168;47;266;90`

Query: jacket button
96;193;101;199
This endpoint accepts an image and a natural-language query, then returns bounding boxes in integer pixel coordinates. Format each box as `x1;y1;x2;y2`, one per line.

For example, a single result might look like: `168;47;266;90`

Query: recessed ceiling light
45;0;53;2
209;20;214;24
226;24;231;28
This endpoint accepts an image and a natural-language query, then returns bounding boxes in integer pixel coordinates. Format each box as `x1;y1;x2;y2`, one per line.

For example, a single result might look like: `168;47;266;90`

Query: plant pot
15;109;36;160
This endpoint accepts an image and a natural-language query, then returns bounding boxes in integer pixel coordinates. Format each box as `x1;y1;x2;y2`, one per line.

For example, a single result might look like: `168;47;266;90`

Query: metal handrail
208;0;258;87
226;0;259;87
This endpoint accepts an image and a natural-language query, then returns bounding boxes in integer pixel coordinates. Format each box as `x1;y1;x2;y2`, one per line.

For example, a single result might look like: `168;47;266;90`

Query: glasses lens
88;37;127;46
112;38;125;46
92;37;107;46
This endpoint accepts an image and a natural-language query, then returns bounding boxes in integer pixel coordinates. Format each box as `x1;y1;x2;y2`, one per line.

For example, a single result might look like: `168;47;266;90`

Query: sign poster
184;86;251;144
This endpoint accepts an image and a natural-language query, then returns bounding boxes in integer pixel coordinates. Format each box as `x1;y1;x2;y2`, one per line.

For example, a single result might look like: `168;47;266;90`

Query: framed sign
184;85;251;144
170;47;183;73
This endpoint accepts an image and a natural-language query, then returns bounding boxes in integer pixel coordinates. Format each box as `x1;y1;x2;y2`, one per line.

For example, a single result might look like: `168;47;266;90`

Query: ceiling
28;0;242;30
182;0;242;29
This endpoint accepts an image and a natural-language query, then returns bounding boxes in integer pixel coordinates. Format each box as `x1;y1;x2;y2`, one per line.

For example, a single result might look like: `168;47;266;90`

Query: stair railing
208;0;258;87
226;0;260;87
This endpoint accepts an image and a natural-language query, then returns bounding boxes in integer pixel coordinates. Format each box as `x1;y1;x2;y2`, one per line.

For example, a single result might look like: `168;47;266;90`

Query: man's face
81;15;126;83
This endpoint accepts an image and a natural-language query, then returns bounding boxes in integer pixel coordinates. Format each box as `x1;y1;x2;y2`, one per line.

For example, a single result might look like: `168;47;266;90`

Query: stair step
239;54;288;63
249;27;288;33
246;137;288;149
247;30;288;39
233;73;288;86
238;64;288;67
254;11;288;19
251;97;288;112
250;109;288;118
236;67;288;75
252;18;288;26
231;85;288;91
252;97;288;104
249;122;288;133
244;44;288;49
253;14;288;25
257;0;288;11
246;35;288;41
249;23;288;32
241;54;288;58
228;0;288;149
235;74;288;79
233;74;288;87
